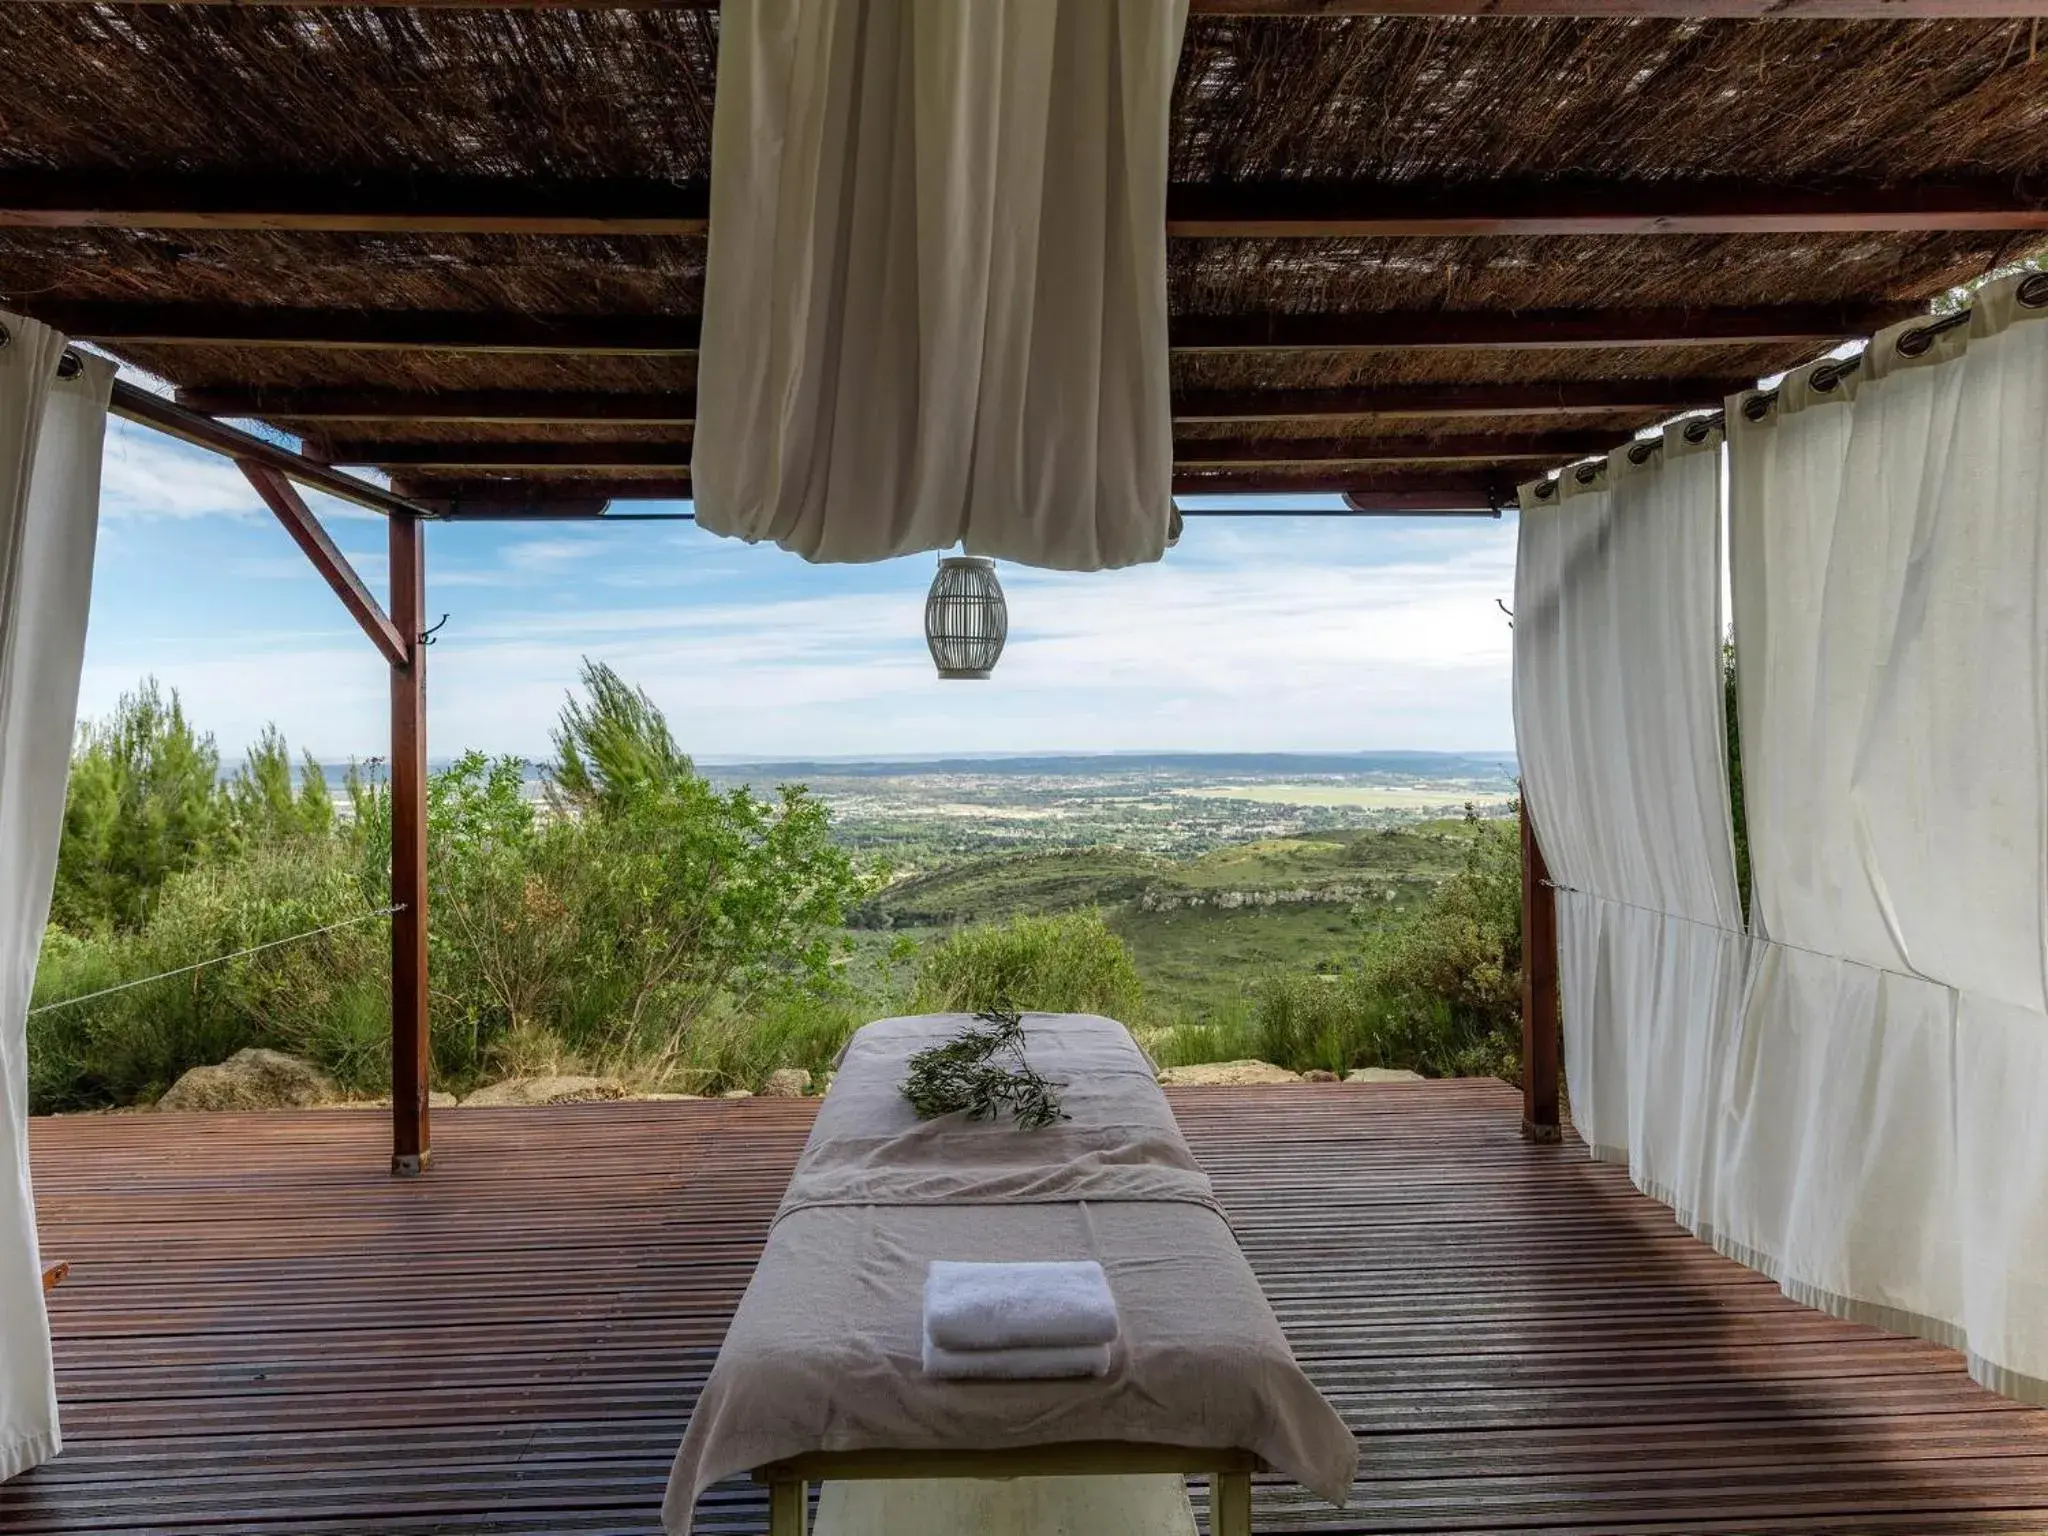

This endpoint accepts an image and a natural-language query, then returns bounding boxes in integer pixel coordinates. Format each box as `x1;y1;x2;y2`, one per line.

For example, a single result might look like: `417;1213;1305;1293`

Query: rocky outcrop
158;1049;337;1112
459;1075;628;1107
1138;884;1386;914
1345;1067;1424;1083
1156;1060;1301;1086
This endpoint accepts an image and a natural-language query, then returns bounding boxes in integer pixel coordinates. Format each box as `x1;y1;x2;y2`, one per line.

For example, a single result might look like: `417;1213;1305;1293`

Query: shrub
911;910;1144;1020
30;664;880;1111
54;679;227;933
650;987;869;1095
28;843;387;1111
1353;811;1522;1079
314;666;879;1089
1150;814;1525;1082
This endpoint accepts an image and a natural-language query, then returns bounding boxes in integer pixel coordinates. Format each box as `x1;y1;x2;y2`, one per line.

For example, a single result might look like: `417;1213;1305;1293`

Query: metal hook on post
419;614;449;647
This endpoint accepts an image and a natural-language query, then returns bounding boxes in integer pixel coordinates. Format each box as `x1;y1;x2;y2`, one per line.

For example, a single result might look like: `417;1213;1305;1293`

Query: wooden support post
767;1476;807;1536
1213;1468;1254;1536
389;511;431;1176
1520;802;1561;1144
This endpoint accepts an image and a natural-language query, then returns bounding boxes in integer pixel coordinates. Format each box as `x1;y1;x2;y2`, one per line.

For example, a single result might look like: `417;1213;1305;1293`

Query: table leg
768;1476;807;1536
1213;1469;1252;1536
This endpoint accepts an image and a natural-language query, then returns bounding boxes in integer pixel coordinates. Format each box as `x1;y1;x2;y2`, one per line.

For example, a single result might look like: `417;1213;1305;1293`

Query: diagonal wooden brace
238;460;410;668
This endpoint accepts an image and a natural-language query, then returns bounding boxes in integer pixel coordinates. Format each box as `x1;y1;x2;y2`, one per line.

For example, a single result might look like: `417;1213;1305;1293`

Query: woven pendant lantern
924;556;1008;680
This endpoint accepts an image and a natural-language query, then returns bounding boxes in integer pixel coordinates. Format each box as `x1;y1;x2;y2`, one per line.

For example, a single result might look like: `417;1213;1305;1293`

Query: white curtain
0;313;112;1481
692;0;1187;570
1725;272;2048;1402
1513;425;1748;1234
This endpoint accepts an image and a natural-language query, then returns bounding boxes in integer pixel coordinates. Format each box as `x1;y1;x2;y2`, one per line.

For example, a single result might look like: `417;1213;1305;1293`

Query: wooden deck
7;1080;2048;1535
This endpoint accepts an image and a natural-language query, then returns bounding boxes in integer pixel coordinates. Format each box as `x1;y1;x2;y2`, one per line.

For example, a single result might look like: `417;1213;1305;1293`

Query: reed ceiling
0;3;2043;513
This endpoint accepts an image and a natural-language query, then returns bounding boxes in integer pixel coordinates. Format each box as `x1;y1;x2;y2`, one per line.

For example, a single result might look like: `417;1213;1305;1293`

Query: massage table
663;1013;1358;1534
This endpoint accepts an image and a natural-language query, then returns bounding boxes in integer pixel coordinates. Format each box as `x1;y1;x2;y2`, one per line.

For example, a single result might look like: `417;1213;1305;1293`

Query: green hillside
859;819;1491;1024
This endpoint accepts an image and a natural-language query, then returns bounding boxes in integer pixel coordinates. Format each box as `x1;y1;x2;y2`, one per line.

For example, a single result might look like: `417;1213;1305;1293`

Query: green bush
911;910;1144;1020
54;680;228;933
28;843;387;1110
29;662;882;1112
1150;813;1524;1081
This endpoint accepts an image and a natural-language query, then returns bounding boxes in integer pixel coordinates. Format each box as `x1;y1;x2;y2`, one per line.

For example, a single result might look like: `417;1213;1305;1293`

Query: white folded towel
923;1260;1120;1352
921;1334;1113;1381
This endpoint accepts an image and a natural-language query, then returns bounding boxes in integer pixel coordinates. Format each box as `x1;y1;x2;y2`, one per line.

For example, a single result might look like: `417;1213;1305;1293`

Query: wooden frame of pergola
11;0;2046;1174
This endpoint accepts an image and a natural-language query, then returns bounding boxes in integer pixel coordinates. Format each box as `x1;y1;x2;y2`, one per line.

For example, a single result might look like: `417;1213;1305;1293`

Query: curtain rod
1525;271;2048;504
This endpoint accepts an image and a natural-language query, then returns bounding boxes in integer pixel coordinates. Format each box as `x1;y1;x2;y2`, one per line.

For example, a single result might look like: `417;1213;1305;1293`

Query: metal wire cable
27;905;403;1017
1539;878;1940;987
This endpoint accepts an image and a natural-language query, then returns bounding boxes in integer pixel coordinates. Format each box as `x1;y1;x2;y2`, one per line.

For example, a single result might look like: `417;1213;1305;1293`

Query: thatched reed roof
2;5;2045;514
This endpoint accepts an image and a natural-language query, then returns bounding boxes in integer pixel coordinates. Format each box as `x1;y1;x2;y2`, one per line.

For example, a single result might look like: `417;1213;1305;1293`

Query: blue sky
84;412;1518;764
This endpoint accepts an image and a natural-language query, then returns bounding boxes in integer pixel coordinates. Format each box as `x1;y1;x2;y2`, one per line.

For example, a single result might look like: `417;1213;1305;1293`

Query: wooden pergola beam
51;300;1912;355
1172;469;1509;500
63;304;704;356
331;430;1598;471
110;380;433;520
391;476;689;510
325;440;692;470
48;1;2048;15
238;462;410;667
6;171;2043;237
390;470;1511;505
1166;179;2048;237
1174;378;1749;422
1175;431;1625;464
185;388;695;424
188;376;1743;424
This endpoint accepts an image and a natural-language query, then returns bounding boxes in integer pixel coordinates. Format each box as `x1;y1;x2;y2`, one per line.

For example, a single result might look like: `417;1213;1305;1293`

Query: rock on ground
759;1068;812;1098
1156;1060;1301;1087
1301;1069;1341;1083
720;1089;755;1100
460;1075;628;1108
1345;1067;1425;1083
159;1049;338;1112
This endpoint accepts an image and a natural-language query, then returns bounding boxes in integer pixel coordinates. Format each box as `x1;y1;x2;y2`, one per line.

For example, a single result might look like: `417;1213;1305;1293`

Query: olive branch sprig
899;1007;1068;1130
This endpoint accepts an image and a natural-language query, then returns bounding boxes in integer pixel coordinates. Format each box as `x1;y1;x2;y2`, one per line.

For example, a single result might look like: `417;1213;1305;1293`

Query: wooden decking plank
12;1084;2048;1534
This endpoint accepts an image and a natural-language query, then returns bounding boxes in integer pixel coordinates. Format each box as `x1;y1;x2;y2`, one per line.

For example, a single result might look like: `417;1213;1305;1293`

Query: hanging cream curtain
1513;425;1747;1234
692;0;1187;570
0;314;113;1481
1724;271;2048;1402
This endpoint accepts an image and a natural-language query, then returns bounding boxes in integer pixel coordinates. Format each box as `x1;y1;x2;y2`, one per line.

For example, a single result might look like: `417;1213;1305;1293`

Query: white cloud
97;418;384;526
98;421;266;522
81;519;1518;760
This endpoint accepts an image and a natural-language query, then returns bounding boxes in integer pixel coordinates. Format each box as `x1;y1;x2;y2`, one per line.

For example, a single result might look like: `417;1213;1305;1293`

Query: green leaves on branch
900;1007;1068;1131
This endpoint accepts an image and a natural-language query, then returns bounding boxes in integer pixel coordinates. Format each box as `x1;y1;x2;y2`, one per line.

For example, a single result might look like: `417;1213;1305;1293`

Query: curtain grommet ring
1741;393;1774;423
2019;272;2048;311
0;320;10;351
1682;419;1713;445
1534;479;1557;501
1626;440;1658;466
1895;310;1970;358
1573;462;1600;485
56;349;81;381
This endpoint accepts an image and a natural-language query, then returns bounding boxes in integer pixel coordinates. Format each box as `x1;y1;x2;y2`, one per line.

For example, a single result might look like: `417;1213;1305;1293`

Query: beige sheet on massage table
661;1013;1359;1532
